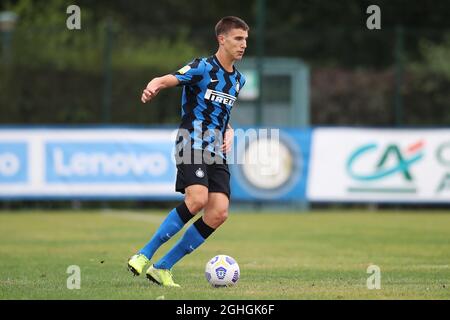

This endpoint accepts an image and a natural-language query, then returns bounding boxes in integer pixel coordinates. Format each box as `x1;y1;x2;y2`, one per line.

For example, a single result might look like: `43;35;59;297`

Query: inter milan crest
195;168;205;178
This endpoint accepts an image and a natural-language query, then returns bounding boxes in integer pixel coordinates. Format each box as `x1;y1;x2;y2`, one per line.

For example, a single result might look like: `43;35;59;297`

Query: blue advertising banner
0;128;180;199
0;127;311;202
0;142;28;184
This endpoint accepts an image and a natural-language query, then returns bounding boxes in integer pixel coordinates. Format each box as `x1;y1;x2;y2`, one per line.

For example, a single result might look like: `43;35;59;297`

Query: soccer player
127;16;249;287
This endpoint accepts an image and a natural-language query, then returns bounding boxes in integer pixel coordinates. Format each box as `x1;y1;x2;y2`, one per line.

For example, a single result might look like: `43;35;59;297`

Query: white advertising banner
307;128;450;203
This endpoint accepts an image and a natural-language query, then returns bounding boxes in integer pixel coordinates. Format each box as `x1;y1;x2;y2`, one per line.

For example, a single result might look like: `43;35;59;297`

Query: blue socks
139;203;193;259
154;217;215;270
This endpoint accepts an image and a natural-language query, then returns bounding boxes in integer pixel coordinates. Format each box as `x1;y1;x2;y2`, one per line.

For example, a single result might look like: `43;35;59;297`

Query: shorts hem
176;182;209;194
208;189;231;200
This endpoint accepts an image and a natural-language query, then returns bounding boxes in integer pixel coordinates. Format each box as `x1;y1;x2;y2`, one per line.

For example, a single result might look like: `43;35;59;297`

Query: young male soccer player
127;16;249;287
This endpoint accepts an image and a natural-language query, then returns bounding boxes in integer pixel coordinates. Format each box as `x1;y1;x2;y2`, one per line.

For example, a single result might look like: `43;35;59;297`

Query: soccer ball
205;255;240;287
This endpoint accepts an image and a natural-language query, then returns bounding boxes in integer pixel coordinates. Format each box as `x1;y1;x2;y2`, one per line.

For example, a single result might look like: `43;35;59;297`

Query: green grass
0;209;449;300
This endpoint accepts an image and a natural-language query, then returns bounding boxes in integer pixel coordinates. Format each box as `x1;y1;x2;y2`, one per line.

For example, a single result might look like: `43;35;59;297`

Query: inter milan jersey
172;55;246;159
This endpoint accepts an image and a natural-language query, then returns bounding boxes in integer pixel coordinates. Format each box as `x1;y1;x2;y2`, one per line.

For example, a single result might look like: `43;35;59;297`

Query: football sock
153;217;215;270
139;202;193;259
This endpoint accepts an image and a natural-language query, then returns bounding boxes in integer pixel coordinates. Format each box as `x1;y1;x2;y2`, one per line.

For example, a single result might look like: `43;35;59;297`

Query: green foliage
0;0;204;124
7;0;99;71
415;34;450;80
403;33;450;125
2;0;450;125
112;31;204;71
7;0;202;72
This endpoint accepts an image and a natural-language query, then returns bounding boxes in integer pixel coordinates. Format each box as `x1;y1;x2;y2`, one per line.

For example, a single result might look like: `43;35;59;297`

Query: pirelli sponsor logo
204;89;236;106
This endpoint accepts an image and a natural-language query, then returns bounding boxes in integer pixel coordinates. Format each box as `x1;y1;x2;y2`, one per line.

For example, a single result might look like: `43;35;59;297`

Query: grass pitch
0;209;449;300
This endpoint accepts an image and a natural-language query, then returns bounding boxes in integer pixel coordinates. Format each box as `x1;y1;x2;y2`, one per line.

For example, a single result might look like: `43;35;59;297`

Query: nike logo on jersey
204;89;236;106
210;79;219;83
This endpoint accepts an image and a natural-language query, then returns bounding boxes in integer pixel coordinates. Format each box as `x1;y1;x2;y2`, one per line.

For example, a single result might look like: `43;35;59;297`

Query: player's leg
147;192;227;286
136;185;207;256
202;192;229;228
203;163;231;230
145;185;209;286
147;193;225;286
138;185;208;258
147;164;230;286
128;161;208;276
127;198;196;275
153;192;228;268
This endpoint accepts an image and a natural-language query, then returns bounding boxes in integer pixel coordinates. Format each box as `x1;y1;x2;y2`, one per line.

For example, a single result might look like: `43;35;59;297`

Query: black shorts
175;161;231;199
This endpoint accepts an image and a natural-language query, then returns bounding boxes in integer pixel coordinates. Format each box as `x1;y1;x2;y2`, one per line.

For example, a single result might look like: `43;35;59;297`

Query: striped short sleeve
241;74;246;88
172;58;206;86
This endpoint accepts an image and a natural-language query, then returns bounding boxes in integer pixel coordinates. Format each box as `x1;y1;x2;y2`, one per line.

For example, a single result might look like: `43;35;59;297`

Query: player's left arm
221;123;234;153
221;74;245;153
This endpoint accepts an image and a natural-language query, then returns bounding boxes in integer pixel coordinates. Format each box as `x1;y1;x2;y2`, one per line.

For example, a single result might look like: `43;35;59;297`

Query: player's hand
221;127;234;153
141;83;160;103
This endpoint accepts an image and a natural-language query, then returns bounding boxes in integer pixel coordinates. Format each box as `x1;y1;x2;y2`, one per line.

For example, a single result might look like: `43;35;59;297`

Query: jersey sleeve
172;58;206;86
240;74;246;88
236;72;246;97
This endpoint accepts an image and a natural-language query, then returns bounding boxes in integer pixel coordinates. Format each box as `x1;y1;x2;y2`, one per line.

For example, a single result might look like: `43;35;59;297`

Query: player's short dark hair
215;16;249;37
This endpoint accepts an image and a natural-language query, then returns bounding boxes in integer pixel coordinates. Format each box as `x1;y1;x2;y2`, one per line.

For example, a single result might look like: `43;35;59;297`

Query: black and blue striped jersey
172;55;246;159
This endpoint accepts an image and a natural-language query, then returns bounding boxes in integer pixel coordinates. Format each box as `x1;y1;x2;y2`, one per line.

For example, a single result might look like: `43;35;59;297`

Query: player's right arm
141;74;179;103
142;58;205;103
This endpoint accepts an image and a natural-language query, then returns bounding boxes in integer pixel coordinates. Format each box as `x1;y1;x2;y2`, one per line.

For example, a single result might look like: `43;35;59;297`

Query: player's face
222;28;248;60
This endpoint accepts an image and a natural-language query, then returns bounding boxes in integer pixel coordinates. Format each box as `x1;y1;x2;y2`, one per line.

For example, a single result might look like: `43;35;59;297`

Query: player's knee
215;209;228;226
185;194;208;213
